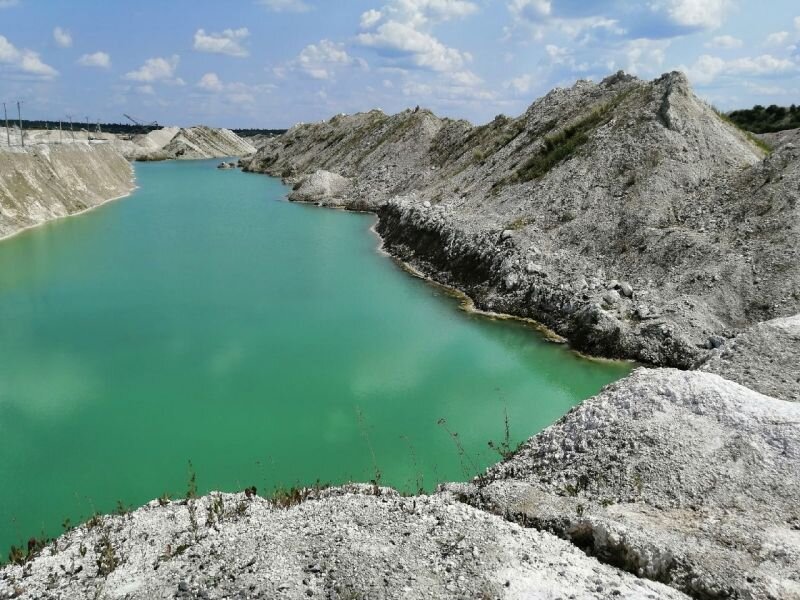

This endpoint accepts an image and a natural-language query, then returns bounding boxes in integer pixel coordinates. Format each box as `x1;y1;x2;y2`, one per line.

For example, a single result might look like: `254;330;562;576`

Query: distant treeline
727;105;800;134
4;119;162;135
231;128;287;137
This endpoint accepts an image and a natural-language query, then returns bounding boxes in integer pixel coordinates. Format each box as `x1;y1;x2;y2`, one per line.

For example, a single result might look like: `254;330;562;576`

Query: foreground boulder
288;169;353;205
451;368;800;599
0;486;687;599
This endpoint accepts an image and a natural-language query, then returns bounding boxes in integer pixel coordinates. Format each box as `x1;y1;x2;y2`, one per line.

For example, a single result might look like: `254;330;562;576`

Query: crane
122;114;159;139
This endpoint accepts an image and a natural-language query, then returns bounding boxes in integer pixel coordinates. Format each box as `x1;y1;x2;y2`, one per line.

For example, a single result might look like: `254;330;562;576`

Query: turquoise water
0;159;630;552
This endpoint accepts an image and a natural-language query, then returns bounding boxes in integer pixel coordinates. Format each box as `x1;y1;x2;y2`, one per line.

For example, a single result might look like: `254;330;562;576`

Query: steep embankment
125;126;256;161
243;72;800;383
0;142;134;239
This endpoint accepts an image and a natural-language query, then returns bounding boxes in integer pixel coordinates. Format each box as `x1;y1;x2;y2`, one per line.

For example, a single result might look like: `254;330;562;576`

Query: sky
1;0;799;128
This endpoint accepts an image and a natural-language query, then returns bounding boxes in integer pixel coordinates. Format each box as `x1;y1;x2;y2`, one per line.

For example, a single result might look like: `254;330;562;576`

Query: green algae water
0;159;630;552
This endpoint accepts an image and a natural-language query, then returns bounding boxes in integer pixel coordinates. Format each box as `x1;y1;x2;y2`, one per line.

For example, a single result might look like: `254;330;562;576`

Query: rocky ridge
117;126;255;161
243;71;799;383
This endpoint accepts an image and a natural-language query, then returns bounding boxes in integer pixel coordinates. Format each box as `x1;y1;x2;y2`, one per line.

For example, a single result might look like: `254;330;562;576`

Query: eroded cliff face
0;142;134;239
115;126;256;161
242;72;800;382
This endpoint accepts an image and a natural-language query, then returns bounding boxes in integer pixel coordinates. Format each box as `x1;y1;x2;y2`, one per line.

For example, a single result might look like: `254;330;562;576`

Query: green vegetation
713;108;773;154
487;408;519;460
491;89;634;191
727;104;800;134
514;102;615;183
506;216;535;231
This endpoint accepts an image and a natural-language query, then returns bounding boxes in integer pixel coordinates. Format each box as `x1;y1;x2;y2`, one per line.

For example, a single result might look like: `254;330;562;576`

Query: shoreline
0;185;138;244
288;193;628;365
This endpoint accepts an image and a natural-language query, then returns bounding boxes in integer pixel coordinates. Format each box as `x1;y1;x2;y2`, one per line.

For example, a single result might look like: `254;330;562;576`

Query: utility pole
17;100;23;148
2;102;9;147
59;120;63;144
86;116;90;141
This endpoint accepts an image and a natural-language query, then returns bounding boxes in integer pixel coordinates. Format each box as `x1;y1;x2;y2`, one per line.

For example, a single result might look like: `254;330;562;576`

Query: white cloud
449;69;482;86
705;35;742;48
685;53;797;85
257;0;310;12
654;0;731;29
124;55;180;82
764;31;789;46
53;27;72;48
544;44;589;72
193;74;274;107
506;2;622;41
295;39;358;79
625;38;669;75
358;20;470;72
357;0;479;81
508;0;551;22
77;51;111;68
193;28;250;57
197;72;224;91
361;9;383;28
504;73;535;94
0;34;58;78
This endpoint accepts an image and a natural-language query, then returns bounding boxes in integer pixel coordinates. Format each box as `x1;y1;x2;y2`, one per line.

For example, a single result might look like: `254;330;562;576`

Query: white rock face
701;314;800;401
0;143;134;239
288;169;352;205
0;486;688;600
457;368;800;599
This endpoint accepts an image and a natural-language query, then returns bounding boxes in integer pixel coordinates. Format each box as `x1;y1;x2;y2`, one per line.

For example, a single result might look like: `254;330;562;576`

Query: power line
2;102;9;147
17;100;24;148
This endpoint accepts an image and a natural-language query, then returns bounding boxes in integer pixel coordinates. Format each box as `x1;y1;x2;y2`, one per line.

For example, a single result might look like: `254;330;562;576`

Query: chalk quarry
1;72;799;599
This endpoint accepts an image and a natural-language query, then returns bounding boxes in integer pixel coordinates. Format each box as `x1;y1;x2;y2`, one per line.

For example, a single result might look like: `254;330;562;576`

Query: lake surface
0;159;631;552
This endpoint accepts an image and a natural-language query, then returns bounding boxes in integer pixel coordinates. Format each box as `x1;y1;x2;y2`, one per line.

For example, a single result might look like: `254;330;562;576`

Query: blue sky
1;0;799;127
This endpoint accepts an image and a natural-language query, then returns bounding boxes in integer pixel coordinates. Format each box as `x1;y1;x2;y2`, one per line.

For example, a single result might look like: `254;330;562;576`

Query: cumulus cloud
506;1;623;41
685;53;797;85
0;34;58;78
764;31;790;47
197;72;224;91
503;73;535;94
194;72;274;107
124;55;180;82
653;0;731;30
358;21;470;72
257;0;310;12
705;35;742;48
193;28;250;57
508;0;552;22
77;51;111;68
295;39;360;79
357;0;480;80
361;0;478;29
53;27;72;48
361;9;383;28
625;38;670;75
